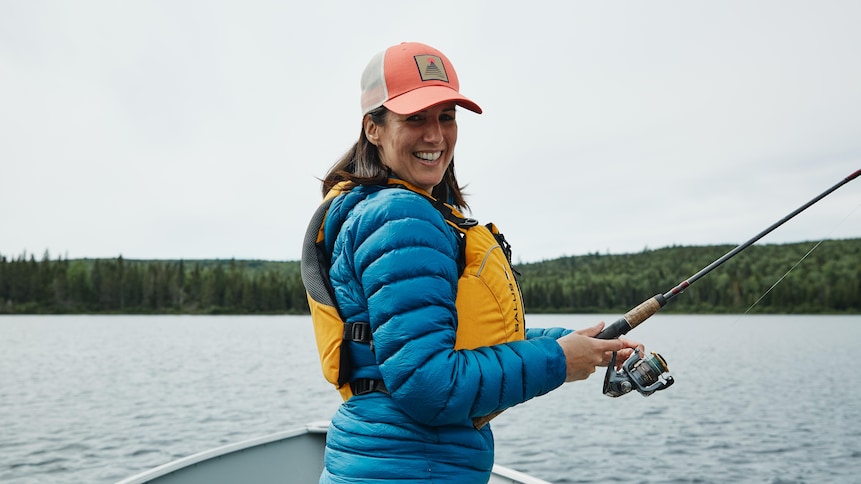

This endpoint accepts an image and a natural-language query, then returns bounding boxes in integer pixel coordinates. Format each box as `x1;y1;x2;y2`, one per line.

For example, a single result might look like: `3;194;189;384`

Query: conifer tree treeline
1;238;859;314
0;254;308;314
517;238;861;314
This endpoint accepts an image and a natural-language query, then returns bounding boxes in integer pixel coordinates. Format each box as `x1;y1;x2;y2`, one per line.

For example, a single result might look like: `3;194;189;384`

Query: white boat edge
116;421;553;484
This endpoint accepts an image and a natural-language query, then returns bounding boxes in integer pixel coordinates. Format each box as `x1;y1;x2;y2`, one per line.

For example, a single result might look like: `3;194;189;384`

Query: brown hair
321;106;469;210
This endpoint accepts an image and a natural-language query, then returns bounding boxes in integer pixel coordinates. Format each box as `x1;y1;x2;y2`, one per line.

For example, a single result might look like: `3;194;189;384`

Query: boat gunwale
116;420;552;484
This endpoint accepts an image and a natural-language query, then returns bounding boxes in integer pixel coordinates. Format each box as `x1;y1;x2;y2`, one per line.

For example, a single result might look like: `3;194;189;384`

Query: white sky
2;1;860;263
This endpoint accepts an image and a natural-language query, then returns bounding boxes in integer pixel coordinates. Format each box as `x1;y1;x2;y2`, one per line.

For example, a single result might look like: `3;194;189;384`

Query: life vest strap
430;198;479;229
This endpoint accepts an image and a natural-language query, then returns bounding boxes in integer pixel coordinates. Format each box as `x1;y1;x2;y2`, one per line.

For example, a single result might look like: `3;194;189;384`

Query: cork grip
624;297;663;328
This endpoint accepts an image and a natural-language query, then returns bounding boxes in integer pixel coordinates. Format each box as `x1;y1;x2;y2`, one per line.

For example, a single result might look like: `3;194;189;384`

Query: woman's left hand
574;322;644;368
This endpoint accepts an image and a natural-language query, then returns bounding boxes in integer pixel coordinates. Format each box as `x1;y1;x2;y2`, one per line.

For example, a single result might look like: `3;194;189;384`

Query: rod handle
597;294;666;340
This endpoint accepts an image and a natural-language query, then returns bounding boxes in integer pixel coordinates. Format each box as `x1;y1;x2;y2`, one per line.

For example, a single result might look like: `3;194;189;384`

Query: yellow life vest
300;180;525;401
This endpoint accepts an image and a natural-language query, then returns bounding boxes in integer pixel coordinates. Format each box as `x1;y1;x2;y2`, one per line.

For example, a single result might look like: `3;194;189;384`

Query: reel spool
603;348;674;398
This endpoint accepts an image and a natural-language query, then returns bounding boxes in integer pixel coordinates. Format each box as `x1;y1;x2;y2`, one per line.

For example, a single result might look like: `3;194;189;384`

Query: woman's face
365;103;458;193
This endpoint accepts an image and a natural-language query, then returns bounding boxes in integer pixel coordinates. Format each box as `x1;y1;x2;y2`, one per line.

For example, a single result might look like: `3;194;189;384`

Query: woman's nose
423;120;443;143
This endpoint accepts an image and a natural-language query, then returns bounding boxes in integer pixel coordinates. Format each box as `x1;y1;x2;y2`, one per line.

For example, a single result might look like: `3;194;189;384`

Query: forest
1;238;859;315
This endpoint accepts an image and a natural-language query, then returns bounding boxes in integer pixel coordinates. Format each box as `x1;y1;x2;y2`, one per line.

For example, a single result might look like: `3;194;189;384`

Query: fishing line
741;197;861;315
742;240;822;315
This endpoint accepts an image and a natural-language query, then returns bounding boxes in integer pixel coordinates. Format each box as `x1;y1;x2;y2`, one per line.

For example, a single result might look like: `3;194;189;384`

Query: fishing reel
603;348;674;397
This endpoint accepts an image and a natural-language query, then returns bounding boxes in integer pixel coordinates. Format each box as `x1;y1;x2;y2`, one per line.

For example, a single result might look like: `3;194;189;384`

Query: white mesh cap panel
360;50;388;114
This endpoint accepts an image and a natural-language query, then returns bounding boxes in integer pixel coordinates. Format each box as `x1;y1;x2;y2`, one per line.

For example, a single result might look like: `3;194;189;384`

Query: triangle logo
414;55;449;82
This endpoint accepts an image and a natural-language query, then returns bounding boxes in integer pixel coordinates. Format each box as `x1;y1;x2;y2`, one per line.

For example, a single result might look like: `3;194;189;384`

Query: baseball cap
360;42;482;115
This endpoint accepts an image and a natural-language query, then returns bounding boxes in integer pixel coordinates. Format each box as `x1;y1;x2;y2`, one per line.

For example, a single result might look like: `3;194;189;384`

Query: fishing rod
598;169;861;401
596;168;860;341
473;169;859;428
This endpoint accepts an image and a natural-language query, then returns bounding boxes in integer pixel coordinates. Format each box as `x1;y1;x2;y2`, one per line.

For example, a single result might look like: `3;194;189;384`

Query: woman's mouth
414;151;442;163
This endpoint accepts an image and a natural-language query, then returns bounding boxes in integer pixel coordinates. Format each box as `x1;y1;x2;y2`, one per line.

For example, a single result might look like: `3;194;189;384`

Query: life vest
300;180;525;401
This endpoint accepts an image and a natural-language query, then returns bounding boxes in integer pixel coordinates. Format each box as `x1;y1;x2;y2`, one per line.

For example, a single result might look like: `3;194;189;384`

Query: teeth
415;151;442;162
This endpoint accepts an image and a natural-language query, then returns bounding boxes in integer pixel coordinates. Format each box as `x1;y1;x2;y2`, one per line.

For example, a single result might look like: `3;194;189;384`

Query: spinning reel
603;348;674;397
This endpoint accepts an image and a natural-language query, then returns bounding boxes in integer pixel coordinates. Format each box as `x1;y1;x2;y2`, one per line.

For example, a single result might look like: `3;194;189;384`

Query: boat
117;421;552;484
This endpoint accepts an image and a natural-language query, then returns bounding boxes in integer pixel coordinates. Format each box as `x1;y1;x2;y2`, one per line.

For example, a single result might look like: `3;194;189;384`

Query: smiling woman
300;41;644;483
320;41;482;206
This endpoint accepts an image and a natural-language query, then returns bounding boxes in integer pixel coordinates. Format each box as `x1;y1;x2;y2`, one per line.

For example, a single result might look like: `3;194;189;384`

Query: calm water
1;314;860;483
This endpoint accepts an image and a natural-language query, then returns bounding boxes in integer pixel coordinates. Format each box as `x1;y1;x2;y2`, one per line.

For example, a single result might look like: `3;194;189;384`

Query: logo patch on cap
414;55;449;83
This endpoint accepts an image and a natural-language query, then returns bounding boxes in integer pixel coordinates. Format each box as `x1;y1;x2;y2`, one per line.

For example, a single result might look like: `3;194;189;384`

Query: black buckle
344;322;371;343
351;378;388;396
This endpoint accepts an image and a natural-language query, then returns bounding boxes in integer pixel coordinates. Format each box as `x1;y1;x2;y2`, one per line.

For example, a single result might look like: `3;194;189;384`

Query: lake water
1;314;860;483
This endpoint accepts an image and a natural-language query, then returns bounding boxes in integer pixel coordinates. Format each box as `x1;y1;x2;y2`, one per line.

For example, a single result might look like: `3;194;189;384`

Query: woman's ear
364;115;379;145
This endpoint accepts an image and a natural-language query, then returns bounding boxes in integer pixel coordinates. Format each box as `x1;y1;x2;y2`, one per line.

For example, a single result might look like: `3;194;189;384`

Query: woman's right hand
556;322;644;382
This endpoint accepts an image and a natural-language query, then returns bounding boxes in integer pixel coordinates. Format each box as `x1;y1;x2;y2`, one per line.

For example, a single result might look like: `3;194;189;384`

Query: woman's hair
321;106;469;210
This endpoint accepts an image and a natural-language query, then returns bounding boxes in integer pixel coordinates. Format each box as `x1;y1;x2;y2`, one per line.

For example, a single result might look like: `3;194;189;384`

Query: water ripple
2;314;861;483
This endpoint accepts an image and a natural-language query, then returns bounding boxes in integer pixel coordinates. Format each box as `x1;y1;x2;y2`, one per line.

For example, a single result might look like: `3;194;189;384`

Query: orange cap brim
383;86;483;115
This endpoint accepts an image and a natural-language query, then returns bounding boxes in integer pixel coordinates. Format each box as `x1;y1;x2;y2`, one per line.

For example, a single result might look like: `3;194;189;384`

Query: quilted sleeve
335;189;567;426
526;327;573;340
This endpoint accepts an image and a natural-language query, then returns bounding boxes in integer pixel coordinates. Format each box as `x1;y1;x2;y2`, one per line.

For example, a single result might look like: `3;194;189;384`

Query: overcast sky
2;1;859;264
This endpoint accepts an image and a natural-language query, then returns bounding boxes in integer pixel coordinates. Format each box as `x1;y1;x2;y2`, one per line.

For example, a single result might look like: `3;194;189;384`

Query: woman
304;41;644;483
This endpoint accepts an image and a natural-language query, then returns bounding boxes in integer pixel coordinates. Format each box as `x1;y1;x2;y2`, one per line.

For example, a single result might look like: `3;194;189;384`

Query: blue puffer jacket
320;184;570;483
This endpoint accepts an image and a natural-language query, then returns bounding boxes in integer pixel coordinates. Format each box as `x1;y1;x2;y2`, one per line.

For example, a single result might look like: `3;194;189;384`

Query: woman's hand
557;322;645;382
